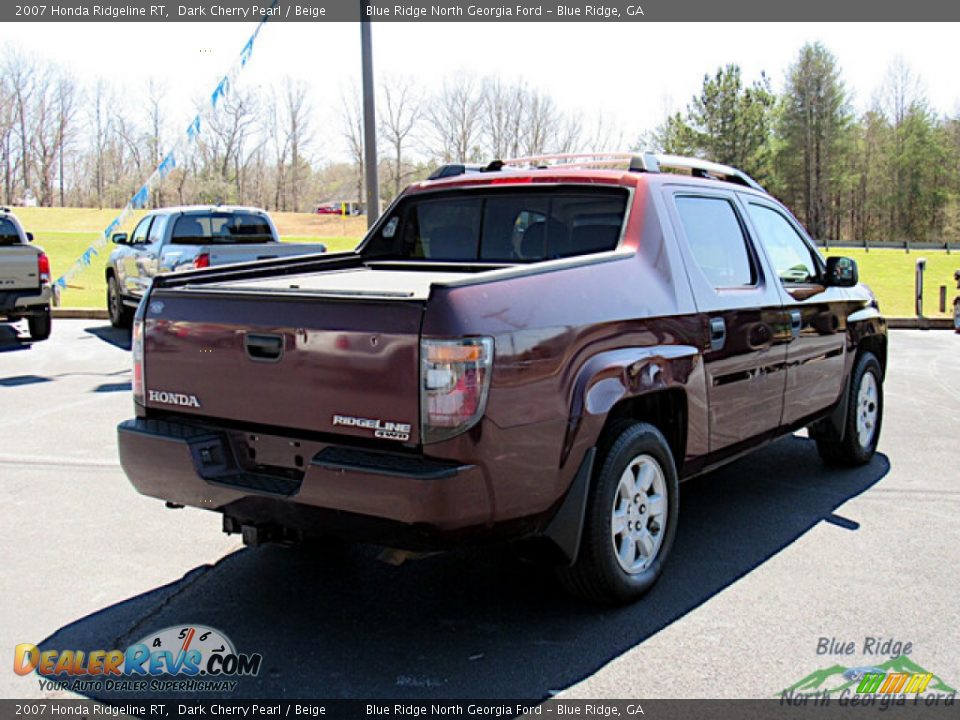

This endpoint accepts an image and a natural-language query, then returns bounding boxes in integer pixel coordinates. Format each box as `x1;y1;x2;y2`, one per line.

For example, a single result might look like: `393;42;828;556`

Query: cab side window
747;204;821;285
147;214;167;246
675;195;756;288
131;217;152;245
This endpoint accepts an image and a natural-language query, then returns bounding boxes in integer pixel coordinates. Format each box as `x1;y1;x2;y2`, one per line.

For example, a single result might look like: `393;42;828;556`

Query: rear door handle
244;333;284;362
709;317;726;352
789;310;802;338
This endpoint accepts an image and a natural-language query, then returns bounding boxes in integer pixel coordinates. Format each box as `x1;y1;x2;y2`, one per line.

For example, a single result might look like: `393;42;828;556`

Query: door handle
244;333;284;362
709;317;726;352
789;310;802;338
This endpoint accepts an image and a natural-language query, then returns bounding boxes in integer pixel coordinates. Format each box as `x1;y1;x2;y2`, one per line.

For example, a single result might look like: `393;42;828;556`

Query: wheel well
858;333;887;379
105;267;115;281
600;388;687;471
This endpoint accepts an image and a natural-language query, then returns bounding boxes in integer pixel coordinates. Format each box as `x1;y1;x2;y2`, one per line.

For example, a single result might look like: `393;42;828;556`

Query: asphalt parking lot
1;320;958;700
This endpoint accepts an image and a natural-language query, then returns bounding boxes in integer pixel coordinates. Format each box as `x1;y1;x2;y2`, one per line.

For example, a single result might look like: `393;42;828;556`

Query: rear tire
107;275;132;329
816;351;883;466
557;421;679;604
27;307;51;341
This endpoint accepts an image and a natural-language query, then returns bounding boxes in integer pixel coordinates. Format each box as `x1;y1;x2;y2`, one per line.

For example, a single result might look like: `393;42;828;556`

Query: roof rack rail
653;154;764;192
500;152;660;172
427;152;765;193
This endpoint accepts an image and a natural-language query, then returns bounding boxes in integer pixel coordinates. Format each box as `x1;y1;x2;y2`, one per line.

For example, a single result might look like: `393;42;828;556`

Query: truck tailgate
0;245;40;291
142;287;426;445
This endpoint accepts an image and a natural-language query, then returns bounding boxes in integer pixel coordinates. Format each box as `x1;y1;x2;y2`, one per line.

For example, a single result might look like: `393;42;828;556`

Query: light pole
360;7;380;229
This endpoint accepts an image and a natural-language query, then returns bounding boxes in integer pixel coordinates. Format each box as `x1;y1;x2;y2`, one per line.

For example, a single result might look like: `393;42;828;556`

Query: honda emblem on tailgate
149;390;201;408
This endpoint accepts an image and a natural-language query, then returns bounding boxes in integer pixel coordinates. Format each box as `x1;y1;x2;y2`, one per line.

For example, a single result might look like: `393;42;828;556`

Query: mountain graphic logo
780;655;957;697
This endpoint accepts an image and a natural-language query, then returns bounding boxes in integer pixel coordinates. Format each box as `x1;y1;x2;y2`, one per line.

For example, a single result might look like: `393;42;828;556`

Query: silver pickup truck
0;208;53;341
106;205;327;327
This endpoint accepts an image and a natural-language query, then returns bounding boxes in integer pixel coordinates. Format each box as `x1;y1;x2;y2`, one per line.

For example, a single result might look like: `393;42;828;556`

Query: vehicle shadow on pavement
84;325;131;351
40;436;889;700
0;323;31;353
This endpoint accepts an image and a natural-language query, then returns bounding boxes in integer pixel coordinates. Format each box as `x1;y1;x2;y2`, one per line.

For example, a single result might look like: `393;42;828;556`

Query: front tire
557;422;679;604
107;276;132;329
816;351;883;466
27;308;51;341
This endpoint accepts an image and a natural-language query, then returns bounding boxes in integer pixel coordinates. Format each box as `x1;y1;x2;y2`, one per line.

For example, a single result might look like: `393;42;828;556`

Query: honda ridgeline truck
117;154;887;603
105;205;326;327
0;208;53;341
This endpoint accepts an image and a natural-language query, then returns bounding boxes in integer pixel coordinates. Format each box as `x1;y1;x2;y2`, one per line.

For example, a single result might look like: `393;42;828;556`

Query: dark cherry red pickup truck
118;153;887;603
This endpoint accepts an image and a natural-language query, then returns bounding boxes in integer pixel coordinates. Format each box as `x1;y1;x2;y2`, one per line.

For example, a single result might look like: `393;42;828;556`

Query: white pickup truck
105;205;327;327
0;208;53;341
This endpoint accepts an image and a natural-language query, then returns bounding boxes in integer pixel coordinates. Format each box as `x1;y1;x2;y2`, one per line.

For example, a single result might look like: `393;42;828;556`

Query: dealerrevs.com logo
15;625;261;693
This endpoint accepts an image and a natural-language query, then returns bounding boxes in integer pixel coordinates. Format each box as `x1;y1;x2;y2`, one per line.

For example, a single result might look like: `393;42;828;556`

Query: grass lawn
10;207;959;315
13;207;364;309
824;248;958;318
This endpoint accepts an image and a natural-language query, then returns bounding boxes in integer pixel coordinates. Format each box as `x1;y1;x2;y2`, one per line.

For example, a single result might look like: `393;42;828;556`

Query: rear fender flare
561;345;700;465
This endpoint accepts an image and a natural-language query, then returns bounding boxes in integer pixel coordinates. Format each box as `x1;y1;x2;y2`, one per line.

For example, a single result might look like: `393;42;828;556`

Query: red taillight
37;252;51;284
421;337;494;443
195;253;210;269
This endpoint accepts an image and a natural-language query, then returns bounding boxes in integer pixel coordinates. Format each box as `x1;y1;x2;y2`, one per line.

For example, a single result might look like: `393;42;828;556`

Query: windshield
0;217;22;245
364;187;629;263
170;212;275;245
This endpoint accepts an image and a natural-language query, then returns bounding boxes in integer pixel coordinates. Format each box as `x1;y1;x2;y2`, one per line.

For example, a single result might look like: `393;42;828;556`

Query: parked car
316;201;362;216
105;205;327;328
0;207;53;341
117;153;887;603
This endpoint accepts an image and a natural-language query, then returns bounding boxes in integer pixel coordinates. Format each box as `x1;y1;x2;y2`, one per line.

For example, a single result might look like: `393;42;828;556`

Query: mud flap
543;447;596;566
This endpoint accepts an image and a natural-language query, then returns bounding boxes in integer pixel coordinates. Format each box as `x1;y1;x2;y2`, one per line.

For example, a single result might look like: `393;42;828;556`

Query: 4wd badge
332;414;411;442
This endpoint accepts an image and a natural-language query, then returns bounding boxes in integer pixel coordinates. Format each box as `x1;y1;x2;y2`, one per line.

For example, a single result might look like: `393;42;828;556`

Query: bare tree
481;78;525;159
263;90;290;209
89;79;114;208
30;65;59;206
5;49;36;198
202;88;259;202
145;78;167;206
55;74;78;206
379;76;421;197
340;86;365;204
424;73;483;163
283;78;313;212
0;71;19;204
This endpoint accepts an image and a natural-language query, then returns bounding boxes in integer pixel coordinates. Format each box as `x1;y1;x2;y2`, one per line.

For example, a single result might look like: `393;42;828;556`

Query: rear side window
171;213;274;245
367;189;628;262
675;196;755;288
0;217;21;245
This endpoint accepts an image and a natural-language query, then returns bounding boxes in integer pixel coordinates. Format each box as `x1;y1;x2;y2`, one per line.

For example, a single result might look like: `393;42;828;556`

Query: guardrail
813;239;959;253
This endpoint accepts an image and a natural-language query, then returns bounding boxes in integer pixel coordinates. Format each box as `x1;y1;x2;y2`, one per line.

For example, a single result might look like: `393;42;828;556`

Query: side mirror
112;233;128;245
826;256;858;287
26;232;34;242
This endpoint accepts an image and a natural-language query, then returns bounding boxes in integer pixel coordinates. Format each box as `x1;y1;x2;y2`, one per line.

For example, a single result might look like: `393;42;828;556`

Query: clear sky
1;21;957;161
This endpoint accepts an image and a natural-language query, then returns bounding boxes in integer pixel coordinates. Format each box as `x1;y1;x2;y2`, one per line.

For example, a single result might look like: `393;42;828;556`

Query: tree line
645;43;960;244
3;40;960;244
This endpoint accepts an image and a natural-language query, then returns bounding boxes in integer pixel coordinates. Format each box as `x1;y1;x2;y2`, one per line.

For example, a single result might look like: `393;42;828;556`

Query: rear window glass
365;189;628;262
170;213;274;245
0;217;22;245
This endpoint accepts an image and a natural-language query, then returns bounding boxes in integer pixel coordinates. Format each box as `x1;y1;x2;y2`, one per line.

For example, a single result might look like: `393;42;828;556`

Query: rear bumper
0;286;51;313
117;417;496;541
